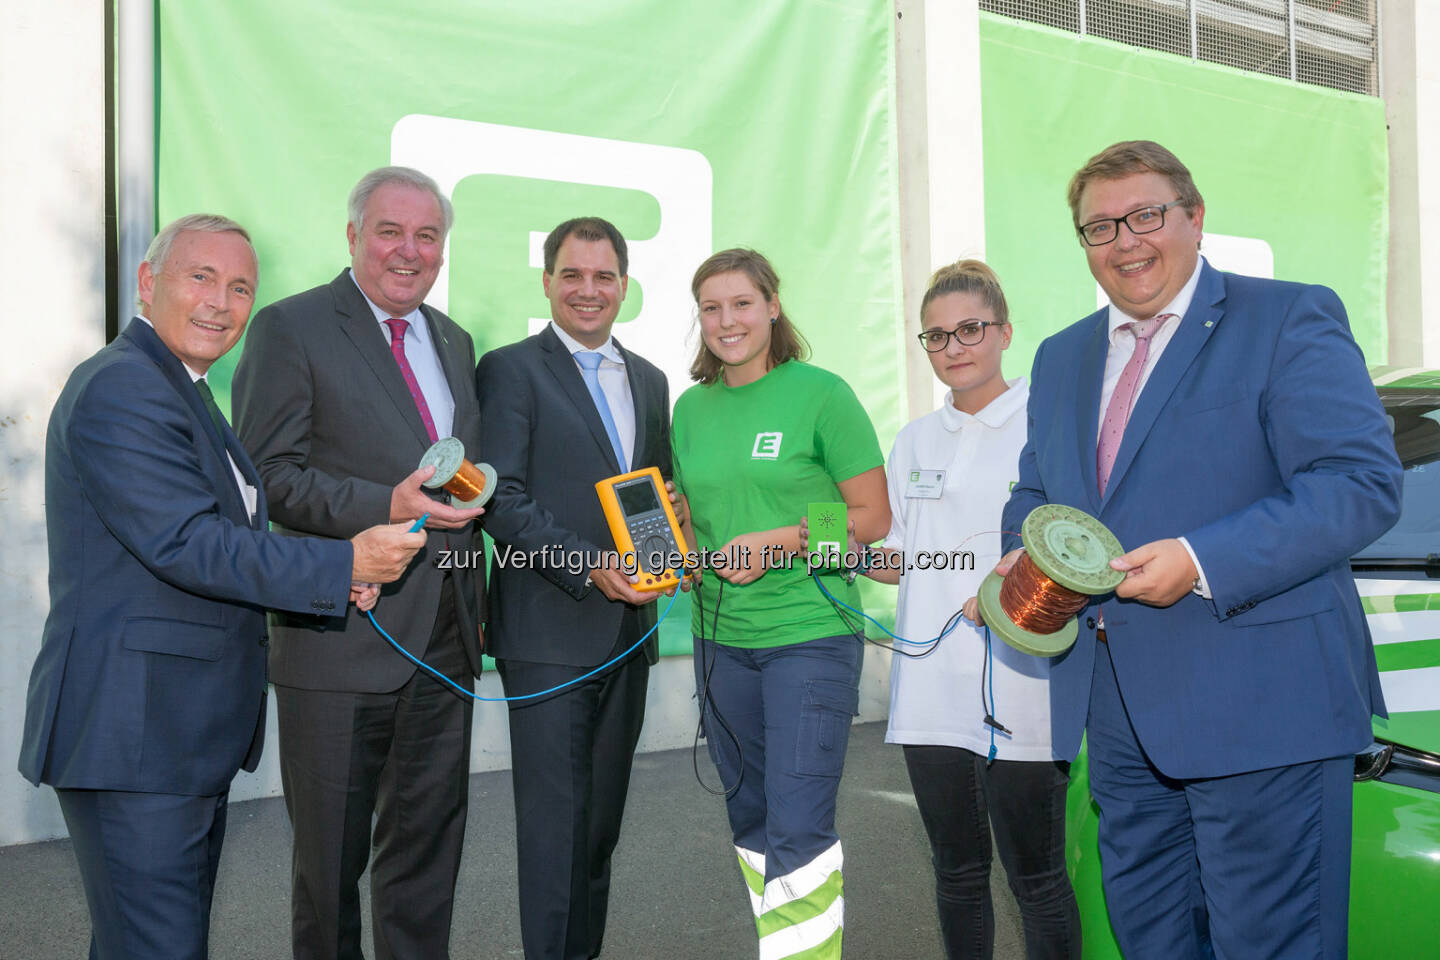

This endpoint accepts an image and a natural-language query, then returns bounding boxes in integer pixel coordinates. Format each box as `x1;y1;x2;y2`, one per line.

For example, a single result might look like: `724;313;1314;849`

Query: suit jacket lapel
122;319;255;527
1074;312;1108;513
424;304;473;440
223;427;268;529
539;326;624;474
330;271;434;452
615;337;647;468
1099;262;1226;510
125;321;230;462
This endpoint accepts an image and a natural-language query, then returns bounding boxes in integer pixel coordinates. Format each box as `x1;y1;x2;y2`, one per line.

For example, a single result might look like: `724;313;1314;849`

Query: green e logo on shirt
752;432;783;460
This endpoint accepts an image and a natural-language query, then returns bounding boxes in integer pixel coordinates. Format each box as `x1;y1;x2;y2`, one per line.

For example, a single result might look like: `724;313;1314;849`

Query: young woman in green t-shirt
669;248;890;960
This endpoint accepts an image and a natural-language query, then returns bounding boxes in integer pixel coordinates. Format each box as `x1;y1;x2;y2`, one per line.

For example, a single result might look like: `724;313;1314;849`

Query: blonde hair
921;259;1009;327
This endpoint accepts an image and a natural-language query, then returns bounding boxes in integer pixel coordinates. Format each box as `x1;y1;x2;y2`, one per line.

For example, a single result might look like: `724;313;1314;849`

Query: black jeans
902;745;1081;960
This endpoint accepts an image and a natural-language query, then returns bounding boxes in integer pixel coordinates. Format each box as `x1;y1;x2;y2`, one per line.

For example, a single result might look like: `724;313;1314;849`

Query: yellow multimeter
595;467;691;592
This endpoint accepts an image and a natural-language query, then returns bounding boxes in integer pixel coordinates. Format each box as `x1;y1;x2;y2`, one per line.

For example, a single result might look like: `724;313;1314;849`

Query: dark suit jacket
1003;262;1402;778
19;319;352;796
233;270;485;692
475;325;671;666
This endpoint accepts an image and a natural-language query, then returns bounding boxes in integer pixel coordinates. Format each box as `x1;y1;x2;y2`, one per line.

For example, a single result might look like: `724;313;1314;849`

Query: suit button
1086;617;1096;630
259;636;269;647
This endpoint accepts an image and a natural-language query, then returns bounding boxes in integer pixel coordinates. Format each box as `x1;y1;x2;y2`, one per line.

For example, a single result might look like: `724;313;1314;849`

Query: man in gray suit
233;166;486;960
476;217;672;960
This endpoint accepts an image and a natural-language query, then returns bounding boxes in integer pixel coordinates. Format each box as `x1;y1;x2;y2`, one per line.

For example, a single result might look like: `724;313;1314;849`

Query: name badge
905;469;945;500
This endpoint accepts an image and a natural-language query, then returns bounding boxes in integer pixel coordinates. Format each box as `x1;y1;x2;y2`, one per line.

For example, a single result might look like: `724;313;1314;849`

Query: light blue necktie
575;351;627;470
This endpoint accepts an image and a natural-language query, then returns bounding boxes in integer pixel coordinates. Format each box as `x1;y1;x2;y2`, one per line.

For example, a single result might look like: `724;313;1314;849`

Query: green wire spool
977;504;1125;657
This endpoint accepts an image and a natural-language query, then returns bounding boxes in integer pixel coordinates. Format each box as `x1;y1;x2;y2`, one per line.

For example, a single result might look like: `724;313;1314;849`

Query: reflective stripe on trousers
737;841;844;960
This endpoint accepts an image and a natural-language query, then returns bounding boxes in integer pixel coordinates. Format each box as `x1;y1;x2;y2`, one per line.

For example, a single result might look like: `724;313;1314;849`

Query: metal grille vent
981;0;1380;96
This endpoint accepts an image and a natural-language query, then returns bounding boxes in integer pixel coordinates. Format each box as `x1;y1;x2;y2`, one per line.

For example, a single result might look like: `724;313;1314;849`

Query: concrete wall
895;0;987;417
0;0;106;845
1382;0;1440;369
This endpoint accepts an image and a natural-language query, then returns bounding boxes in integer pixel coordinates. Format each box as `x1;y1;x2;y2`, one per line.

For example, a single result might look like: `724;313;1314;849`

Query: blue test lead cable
980;626;1011;764
409;513;430;532
365;580;680;704
809;572;962;653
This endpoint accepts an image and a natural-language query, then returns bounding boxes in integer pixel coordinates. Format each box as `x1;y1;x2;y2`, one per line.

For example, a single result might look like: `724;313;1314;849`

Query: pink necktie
1097;314;1172;495
384;318;439;444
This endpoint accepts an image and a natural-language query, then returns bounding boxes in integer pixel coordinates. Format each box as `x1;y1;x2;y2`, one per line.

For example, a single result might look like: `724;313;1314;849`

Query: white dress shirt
549;321;637;470
1095;255;1211;596
350;269;455;440
135;316;258;519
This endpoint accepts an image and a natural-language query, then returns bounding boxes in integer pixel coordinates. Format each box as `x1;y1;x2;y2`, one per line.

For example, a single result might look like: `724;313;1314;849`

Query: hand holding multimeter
595;468;693;598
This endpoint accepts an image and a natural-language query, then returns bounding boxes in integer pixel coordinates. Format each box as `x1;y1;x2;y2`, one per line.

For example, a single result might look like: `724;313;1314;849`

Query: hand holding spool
975;504;1126;656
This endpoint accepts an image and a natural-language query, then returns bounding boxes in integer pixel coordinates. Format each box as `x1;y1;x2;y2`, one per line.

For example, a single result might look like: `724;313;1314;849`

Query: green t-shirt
671;361;884;648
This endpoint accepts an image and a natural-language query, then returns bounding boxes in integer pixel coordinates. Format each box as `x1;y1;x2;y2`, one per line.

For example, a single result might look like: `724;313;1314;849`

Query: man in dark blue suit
994;141;1402;957
18;214;426;960
476;217;672;960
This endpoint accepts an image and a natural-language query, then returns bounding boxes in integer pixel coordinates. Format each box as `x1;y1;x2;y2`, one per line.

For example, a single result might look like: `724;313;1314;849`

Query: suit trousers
496;607;647;960
277;575;474;960
1087;637;1353;959
58;787;228;960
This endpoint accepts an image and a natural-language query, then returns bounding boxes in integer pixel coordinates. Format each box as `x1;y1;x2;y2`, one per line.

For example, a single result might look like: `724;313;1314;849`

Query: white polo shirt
882;378;1055;761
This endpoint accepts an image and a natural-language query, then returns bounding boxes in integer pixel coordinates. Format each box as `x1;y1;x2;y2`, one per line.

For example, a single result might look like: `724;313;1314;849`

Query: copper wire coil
998;552;1090;635
443;458;489;502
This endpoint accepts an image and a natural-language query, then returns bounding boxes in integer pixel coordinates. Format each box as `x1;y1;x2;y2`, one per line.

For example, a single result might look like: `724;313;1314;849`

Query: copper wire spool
976;504;1125;656
443;458;490;503
418;437;497;509
997;552;1090;635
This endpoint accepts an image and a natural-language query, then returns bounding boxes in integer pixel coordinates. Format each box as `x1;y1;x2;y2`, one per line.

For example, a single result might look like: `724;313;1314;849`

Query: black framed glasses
1078;199;1185;246
916;321;1006;352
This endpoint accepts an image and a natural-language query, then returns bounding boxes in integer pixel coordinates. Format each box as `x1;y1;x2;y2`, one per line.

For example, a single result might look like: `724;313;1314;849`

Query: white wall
895;0;987;419
0;0;106;845
1382;0;1440;369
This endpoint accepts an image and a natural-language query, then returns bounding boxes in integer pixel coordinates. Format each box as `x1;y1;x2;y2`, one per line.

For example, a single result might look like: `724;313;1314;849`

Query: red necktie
384;318;439;444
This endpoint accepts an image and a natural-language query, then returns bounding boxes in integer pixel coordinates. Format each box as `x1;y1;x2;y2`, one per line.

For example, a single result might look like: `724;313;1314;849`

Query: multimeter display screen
616;479;662;517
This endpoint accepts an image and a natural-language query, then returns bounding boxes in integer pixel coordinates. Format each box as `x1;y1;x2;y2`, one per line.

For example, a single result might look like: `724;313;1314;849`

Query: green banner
978;14;1390;375
156;0;904;656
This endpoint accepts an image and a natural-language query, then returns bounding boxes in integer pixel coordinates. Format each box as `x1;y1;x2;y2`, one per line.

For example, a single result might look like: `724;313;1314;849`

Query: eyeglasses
1077;199;1184;247
916;321;1006;352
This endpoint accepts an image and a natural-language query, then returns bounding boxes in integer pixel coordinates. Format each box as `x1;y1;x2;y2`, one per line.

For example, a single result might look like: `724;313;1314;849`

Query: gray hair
347;166;454;236
137;213;254;309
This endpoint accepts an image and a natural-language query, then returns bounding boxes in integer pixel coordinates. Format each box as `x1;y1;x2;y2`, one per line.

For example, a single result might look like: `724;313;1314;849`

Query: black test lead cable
693;576;744;797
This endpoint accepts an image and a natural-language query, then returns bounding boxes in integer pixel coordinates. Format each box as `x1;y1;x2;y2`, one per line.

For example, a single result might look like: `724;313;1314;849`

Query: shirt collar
1106;254;1206;343
135;315;206;382
549;320;625;364
938;377;1028;432
348;268;427;340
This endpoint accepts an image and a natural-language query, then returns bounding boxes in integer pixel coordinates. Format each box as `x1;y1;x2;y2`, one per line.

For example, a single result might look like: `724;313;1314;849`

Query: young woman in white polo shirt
859;260;1079;959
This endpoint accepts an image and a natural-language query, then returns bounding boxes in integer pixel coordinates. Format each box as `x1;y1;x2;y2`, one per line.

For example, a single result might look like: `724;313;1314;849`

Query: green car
1067;370;1440;958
